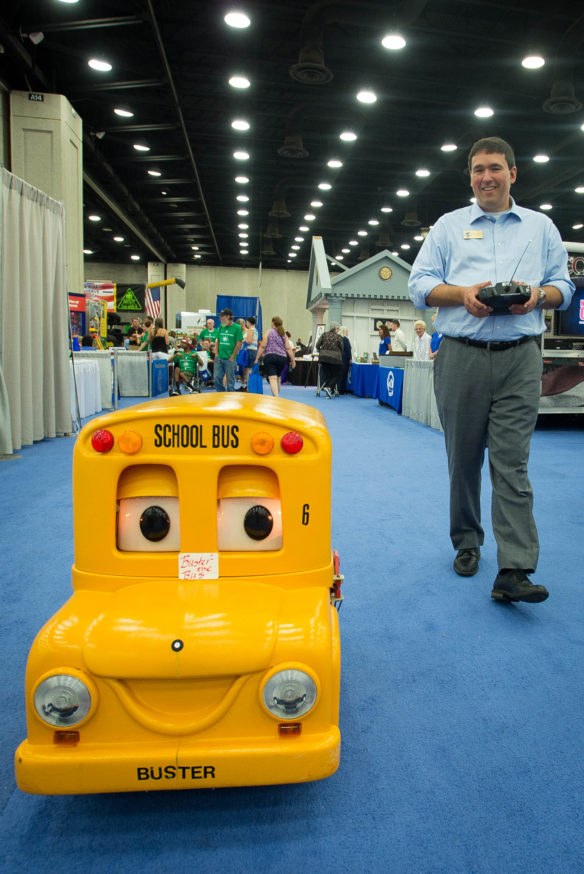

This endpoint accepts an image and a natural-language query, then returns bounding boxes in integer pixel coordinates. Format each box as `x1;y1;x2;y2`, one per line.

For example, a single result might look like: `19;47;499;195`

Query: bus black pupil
244;505;273;541
140;506;171;541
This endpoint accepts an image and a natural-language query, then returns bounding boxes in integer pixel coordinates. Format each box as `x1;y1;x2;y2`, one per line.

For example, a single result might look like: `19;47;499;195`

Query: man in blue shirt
409;136;574;604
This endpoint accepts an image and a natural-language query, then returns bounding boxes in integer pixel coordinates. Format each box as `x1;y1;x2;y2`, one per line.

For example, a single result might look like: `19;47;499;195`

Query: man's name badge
463;230;483;239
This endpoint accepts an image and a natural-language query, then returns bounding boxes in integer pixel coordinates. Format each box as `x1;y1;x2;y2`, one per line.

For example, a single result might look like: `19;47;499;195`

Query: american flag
145;285;161;319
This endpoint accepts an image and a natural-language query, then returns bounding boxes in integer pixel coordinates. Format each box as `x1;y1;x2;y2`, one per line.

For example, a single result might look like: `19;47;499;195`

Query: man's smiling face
470;150;517;213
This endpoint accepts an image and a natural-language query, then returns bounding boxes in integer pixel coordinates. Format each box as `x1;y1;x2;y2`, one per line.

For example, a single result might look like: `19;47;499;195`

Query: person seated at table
316;322;344;399
125;317;143;348
378;323;392;355
413;319;432;360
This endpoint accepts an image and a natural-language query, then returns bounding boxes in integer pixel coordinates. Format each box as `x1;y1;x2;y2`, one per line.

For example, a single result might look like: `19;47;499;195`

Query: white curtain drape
0;168;71;453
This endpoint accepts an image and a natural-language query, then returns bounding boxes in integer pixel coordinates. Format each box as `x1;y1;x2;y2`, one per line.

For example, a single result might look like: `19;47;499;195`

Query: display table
287;357;318;386
70;359;102;419
378;366;404;413
115;350;149;396
402;360;442;431
350;363;380;398
72;351;113;410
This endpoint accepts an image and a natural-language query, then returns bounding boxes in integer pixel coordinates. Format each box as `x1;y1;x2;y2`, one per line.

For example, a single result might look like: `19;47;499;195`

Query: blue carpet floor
1;386;583;873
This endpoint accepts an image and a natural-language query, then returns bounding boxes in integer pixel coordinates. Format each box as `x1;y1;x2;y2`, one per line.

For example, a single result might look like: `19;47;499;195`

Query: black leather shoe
453;547;480;576
491;570;549;603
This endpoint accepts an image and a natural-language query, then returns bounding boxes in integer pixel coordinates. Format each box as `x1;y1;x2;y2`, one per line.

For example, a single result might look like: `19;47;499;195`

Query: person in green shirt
199;318;218;344
213;308;243;392
169;338;200;394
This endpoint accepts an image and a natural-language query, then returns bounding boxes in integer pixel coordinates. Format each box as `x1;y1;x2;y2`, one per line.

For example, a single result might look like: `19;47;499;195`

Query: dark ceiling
1;0;583;271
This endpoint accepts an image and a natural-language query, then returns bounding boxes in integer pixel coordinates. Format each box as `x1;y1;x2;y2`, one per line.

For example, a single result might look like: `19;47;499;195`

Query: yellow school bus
15;393;342;794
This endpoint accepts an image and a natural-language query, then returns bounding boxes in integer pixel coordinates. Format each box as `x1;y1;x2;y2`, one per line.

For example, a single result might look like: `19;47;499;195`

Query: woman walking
316;322;344;398
255;316;295;397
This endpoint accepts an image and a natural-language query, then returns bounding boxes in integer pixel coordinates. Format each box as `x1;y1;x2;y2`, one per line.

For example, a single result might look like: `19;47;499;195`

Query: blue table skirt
350;363;381;398
378;366;404;413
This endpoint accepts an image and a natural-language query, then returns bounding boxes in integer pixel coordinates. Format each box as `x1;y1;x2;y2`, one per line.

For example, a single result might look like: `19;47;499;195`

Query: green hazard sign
117;284;145;311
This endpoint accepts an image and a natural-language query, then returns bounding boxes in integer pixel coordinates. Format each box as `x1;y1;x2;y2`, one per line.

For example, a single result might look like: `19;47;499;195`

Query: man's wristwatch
535;287;547;308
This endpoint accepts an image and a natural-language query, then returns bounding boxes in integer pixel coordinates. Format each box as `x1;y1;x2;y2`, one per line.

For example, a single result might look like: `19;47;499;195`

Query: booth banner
378;366;404;412
84;281;116;312
116;283;145;313
68;293;85;312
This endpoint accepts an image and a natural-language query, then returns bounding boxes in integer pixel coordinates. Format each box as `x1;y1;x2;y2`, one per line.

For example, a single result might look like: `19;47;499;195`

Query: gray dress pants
433;336;542;571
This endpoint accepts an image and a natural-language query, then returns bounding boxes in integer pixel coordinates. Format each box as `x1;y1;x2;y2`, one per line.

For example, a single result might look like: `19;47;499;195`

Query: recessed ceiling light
522;55;545;69
88;58;112;72
368;219;379;225
236;194;249;202
310;200;323;208
357;230;368;236
239;232;248;238
238;223;249;229
233;150;250;160
304;214;316;221
400;243;411;250
441;143;457;152
113;236;124;242
291;245;300;250
575;186;584;194
349;240;358;246
235;175;249;183
341;248;350;254
381;33;406;50
237;209;249;215
289;252;297;257
131;254;141;261
229;75;251;89
231;119;250;131
148;170;162;177
161;190;167;195
340;131;357;142
318;183;332;190
194;254;202;259
416;168;430;177
299;226;309;232
396;189;409;197
475;105;494;118
414;235;424;242
295;237;304;242
533;154;550;163
573;223;584;230
88;214;101;222
114;108;133;118
133;144;150;152
380;206;393;213
357;90;377;104
224;11;251;29
335;255;344;260
539;203;553;210
82;249;93;255
191;245;199;250
327;159;343;168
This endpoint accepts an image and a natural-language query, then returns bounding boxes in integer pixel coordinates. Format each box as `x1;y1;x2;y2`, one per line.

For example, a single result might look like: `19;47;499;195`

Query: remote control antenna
509;240;531;282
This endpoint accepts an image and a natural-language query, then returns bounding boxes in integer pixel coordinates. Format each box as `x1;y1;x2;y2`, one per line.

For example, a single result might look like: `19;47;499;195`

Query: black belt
446;335;537;352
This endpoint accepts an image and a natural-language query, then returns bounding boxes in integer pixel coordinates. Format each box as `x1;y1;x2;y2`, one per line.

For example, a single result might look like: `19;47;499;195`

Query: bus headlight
33;672;95;728
261;667;318;719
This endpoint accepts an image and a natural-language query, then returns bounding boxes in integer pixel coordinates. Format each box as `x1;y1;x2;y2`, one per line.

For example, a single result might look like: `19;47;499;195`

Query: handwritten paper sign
178;553;219;580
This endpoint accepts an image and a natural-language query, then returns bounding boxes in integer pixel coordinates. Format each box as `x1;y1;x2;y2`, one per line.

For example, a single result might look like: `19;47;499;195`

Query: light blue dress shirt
408;198;575;341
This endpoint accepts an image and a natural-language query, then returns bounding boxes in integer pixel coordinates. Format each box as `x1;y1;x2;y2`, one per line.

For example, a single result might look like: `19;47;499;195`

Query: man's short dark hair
468;137;516;173
390;319;400;327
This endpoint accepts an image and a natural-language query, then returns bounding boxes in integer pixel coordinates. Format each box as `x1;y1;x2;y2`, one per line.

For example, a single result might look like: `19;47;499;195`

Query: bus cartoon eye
217;497;282;551
244;505;273;540
140;506;171;542
117;497;180;552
